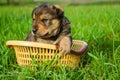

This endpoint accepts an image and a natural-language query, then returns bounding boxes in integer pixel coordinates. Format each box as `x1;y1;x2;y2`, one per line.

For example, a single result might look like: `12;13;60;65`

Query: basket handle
70;42;88;55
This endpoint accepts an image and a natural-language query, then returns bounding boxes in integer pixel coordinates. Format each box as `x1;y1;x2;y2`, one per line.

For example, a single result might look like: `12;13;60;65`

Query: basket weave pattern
6;40;87;67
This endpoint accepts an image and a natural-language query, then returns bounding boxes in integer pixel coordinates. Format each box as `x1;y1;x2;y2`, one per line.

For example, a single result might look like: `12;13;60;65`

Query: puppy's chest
36;38;55;44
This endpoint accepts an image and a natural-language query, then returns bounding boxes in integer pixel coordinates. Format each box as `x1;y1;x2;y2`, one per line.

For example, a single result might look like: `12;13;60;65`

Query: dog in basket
26;3;72;54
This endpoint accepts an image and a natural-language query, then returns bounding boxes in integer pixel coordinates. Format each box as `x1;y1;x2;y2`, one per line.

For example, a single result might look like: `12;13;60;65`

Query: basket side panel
13;44;81;67
56;52;80;67
14;46;34;66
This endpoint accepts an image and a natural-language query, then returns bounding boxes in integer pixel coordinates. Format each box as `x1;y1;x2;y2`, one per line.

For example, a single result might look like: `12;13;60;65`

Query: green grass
0;4;120;80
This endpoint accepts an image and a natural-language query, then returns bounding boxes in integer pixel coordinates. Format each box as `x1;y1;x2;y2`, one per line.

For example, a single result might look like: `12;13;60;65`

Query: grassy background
0;3;120;80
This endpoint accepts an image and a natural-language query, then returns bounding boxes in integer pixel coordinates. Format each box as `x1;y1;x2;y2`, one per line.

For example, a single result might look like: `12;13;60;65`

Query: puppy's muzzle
32;28;38;34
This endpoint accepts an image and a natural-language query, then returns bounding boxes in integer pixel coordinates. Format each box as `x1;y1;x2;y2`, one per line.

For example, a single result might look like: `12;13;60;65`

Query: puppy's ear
54;5;64;18
32;6;38;19
62;17;70;26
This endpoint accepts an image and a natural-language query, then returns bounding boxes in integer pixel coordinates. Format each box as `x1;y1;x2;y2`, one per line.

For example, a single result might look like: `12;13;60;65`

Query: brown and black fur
26;3;72;54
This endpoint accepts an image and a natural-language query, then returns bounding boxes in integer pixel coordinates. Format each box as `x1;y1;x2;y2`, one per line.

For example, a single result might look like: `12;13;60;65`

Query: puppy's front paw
59;37;71;54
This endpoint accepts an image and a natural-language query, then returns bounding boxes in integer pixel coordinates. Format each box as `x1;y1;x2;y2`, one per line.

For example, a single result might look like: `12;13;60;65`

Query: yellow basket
6;40;88;67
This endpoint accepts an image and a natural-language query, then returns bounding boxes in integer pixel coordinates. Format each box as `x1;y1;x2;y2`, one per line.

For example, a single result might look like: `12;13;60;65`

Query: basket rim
71;41;88;55
6;40;57;49
6;40;88;55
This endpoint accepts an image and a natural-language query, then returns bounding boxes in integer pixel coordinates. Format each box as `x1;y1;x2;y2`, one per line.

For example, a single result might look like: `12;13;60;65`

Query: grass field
0;3;120;80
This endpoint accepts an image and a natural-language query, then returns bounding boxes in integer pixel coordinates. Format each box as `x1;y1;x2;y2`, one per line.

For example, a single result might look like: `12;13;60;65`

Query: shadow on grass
0;1;120;6
0;1;38;6
69;1;120;6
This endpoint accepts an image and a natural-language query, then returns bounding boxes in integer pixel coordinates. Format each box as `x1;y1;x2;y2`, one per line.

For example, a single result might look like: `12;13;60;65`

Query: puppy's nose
32;28;38;34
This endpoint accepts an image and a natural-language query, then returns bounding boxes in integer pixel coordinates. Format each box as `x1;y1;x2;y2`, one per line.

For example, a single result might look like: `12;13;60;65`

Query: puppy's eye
42;18;48;23
33;18;35;20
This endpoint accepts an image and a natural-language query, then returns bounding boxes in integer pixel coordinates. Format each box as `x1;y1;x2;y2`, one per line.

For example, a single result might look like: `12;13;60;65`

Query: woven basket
6;40;88;67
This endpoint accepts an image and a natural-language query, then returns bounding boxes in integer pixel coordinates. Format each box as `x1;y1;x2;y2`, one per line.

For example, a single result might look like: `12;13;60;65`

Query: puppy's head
31;3;64;38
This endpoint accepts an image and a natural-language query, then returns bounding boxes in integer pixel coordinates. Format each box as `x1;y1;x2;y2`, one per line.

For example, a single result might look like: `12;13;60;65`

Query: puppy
26;3;72;54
